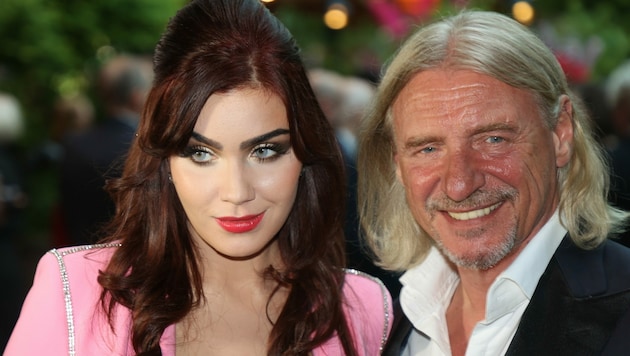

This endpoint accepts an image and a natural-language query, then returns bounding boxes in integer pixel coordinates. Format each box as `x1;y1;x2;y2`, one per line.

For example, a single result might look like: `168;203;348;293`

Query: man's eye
420;146;436;154
487;136;504;144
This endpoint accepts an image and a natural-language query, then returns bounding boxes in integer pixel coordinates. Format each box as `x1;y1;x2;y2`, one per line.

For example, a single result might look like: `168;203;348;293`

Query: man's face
392;69;573;270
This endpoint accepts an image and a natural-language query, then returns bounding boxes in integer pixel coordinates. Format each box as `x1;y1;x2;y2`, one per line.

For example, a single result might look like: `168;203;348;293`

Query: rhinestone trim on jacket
48;243;122;356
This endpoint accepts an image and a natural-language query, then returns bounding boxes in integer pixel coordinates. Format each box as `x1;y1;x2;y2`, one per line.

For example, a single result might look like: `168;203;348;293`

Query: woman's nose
219;162;254;204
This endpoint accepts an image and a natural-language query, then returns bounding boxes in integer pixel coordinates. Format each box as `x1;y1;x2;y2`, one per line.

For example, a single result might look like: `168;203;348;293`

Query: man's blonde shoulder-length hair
357;10;630;272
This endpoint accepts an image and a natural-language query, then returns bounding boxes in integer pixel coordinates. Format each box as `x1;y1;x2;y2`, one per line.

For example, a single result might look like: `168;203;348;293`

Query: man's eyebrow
190;128;290;150
470;122;517;136
401;122;518;150
403;135;441;151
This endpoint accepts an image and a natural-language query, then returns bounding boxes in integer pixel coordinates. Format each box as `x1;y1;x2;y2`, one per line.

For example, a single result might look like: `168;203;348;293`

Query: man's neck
445;246;525;356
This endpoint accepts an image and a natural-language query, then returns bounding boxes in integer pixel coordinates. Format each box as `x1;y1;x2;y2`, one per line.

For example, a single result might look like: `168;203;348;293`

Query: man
59;54;153;245
357;11;630;355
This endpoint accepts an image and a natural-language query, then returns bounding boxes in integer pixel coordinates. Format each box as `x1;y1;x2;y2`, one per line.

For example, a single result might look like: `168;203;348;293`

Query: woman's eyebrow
191;132;222;149
190;128;290;150
240;128;290;149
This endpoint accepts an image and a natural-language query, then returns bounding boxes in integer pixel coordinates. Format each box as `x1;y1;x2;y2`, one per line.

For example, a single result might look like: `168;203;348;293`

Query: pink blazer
6;244;392;355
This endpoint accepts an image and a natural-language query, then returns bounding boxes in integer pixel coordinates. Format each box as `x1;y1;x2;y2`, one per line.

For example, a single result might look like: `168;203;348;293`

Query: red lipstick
215;213;264;233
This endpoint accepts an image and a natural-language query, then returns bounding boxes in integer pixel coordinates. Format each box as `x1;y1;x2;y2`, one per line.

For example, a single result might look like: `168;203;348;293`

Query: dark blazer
383;236;630;356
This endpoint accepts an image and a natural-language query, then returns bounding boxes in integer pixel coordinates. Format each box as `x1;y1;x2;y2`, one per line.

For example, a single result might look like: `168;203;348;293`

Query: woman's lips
215;213;264;233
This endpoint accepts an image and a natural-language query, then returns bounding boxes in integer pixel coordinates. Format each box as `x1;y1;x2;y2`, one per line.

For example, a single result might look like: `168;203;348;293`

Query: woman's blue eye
179;142;289;164
253;146;276;159
181;146;214;164
252;142;289;162
191;150;212;163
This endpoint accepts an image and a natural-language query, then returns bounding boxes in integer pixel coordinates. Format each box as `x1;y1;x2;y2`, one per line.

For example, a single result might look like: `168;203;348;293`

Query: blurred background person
58;53;153;246
605;59;630;246
574;82;614;148
308;69;356;159
337;75;374;160
309;68;401;297
308;68;370;160
0;92;28;351
44;93;96;164
43;94;96;246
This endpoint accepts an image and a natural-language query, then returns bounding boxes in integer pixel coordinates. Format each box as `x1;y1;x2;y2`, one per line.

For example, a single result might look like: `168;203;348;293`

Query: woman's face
169;87;302;261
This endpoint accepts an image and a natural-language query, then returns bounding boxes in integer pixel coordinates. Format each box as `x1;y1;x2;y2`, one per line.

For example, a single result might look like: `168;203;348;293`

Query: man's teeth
447;202;501;221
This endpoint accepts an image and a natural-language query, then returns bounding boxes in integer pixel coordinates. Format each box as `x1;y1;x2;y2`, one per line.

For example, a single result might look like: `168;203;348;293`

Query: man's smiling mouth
447;202;501;221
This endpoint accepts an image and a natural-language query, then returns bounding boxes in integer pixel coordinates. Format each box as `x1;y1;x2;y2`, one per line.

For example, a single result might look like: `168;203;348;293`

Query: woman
6;0;391;355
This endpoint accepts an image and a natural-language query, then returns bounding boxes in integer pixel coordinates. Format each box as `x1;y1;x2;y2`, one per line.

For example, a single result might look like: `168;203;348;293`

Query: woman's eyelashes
180;141;291;165
181;145;215;164
251;142;290;162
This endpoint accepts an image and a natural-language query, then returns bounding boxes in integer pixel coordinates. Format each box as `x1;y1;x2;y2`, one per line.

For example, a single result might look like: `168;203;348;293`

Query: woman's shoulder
343;268;392;312
44;242;121;270
35;242;122;297
38;242;122;302
47;242;122;259
21;242;120;298
343;269;390;298
342;269;394;354
5;243;124;355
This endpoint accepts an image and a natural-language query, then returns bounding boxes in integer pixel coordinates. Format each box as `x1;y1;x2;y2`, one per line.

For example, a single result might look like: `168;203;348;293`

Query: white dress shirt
400;211;567;355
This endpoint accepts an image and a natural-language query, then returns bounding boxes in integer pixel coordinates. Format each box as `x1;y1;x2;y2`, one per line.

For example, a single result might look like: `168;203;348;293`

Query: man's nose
442;149;485;202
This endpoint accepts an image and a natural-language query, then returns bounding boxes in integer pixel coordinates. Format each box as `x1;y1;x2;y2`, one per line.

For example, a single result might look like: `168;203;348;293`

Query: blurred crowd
2;50;630;349
573;60;630;243
0;53;153;349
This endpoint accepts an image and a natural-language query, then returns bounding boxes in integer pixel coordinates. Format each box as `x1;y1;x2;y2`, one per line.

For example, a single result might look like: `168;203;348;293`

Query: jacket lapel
506;237;630;355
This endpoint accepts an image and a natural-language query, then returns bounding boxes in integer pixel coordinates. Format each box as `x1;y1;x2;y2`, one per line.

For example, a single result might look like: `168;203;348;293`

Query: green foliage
274;5;400;78
536;1;630;80
0;0;185;242
0;0;185;146
273;1;501;80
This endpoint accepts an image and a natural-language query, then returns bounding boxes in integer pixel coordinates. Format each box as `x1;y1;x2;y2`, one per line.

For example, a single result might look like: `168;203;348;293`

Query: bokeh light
512;1;534;25
324;4;349;30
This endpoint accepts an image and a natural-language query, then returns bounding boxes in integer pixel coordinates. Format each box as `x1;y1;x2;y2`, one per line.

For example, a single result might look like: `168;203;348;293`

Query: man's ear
553;95;574;168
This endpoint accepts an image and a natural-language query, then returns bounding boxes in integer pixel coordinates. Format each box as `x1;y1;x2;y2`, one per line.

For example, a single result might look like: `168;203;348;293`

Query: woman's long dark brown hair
97;0;357;354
